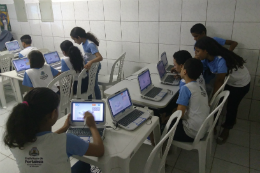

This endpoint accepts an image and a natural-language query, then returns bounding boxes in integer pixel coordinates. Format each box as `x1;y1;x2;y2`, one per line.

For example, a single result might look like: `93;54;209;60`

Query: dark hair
60;40;73;55
184;58;203;80
195;36;245;74
70;27;99;46
173;50;192;65
20;35;32;45
190;23;207;35
28;50;45;68
4;88;60;149
68;46;84;73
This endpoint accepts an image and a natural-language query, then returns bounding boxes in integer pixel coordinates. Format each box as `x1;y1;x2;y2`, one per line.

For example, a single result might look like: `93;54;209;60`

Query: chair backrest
109;52;126;83
77;62;100;99
0;54;13;73
209;75;230;106
144;111;182;173
38;48;50;55
193;91;230;145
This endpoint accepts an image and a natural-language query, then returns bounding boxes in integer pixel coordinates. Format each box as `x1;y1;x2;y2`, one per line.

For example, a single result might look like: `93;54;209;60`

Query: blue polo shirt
82;40;99;54
202;56;228;74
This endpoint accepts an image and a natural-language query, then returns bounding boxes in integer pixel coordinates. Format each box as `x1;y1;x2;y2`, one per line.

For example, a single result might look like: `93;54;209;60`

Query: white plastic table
53;102;161;173
104;64;179;109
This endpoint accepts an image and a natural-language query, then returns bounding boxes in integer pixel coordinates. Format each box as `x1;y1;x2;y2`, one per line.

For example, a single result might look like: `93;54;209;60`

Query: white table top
0;70;23;81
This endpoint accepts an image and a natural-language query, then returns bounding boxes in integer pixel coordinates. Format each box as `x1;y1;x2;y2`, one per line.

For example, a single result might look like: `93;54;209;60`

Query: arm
225;40;238;51
212;73;226;97
177;104;187;118
55;114;70;134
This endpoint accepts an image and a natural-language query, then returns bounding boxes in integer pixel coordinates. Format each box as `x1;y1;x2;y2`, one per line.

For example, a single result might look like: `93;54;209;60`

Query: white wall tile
51;21;64;37
106;41;123;60
29;20;41;35
103;0;120;21
121;22;139;42
76;21;90;32
63;20;76;38
52;2;62;20
206;22;233;40
122;42;139;62
235;0;260;22
26;3;40;20
123;61;148;77
207;0;236;22
40;22;52;37
160;0;182;21
105;21;121;41
10;19;22;35
88;0;104;21
182;0;207;21
61;2;75;21
140;43;158;63
159;44;180;64
31;35;43;48
139;22;159;43
99;58;108;75
42;37;55;51
181;22;205;45
99;40;107;59
139;0;159;21
53;37;65;53
90;21;105;40
7;4;17;19
232;23;260;49
74;1;89;21
20;22;32;35
180;45;195;57
159;22;181;45
120;0;138;21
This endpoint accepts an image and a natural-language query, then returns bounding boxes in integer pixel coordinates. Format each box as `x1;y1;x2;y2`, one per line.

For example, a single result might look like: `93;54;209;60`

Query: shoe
216;128;229;145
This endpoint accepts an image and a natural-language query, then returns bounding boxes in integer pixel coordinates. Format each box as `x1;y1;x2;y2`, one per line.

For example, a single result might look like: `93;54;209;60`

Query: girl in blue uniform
70;27;103;99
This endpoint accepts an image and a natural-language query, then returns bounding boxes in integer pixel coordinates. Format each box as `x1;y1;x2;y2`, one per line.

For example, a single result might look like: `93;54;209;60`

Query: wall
5;0;260;122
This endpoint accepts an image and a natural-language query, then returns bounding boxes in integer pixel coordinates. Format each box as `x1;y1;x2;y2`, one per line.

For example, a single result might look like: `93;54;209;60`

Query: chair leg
10;79;18;101
102;85;106;98
0;82;7;108
198;144;207;173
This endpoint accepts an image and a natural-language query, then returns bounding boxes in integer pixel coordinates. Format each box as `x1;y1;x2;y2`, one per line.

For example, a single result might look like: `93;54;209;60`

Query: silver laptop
137;69;168;102
107;88;151;130
157;60;180;86
161;52;174;73
5;40;21;53
67;99;106;140
44;51;61;70
12;57;30;78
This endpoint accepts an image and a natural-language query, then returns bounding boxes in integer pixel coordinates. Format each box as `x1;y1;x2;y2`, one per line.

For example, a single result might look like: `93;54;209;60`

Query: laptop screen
44;51;61;64
157;61;166;79
161;52;168;66
138;70;152;91
13;58;30;72
71;102;104;122
6;41;20;52
108;89;132;117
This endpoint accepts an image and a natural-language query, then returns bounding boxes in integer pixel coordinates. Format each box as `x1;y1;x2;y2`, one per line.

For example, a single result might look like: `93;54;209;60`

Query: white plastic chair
130;111;182;173
47;70;75;118
171;91;230;173
77;62;100;99
98;52;126;98
0;54;17;108
38;48;50;54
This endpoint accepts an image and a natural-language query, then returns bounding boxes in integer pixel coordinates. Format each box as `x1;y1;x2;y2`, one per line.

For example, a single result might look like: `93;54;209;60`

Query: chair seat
98;75;118;85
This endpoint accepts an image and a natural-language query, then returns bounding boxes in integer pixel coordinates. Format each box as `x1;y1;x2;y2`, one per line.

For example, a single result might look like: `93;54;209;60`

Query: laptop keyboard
118;109;144;126
145;87;162;98
67;128;104;137
164;75;180;85
167;65;174;71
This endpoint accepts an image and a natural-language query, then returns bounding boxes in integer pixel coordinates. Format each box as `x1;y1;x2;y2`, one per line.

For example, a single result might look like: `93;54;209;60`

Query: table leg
12;79;22;102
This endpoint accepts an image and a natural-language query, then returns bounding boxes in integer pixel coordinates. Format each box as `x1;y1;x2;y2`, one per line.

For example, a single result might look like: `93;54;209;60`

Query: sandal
216;129;229;145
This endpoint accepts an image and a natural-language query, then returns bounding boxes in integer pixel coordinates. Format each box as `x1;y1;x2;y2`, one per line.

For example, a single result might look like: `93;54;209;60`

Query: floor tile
0;108;8;115
6;101;18;112
251;169;260;173
165;165;173;173
0;112;10;127
7;154;15;161
250;149;260;171
233;119;250;133
251;122;260;135
166;147;181;166
250;134;260;151
226;130;249;147
215;143;249;167
0;157;19;173
211;158;249;173
172;168;187;173
0;127;12;156
0;153;7;162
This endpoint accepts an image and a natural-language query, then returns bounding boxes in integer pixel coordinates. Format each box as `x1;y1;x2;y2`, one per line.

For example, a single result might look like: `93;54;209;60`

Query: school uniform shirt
82;40;99;63
177;81;210;138
11;131;89;173
202;56;251;87
179;74;206;90
18;46;38;58
212;37;226;46
22;64;59;92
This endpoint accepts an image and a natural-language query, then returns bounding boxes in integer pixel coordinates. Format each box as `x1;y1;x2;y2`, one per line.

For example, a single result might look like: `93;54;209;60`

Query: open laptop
67;99;106;140
43;51;61;70
107;88;151;130
12;57;30;78
5;40;21;53
161;52;174;73
137;69;168;102
157;60;180;86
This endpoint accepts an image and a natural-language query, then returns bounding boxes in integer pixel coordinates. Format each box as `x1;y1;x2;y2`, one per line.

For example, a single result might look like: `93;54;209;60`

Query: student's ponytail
68;46;84;73
70;27;99;46
4;88;60;149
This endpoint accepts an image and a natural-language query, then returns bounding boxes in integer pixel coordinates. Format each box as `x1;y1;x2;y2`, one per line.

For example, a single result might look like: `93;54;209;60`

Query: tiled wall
6;0;260;122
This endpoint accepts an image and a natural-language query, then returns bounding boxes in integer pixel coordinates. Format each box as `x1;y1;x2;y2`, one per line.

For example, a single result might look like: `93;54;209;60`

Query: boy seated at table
19;35;38;58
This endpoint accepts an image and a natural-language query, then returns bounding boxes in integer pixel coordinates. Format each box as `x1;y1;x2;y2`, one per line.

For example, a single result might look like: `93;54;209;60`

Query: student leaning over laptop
18;35;38;58
4;88;104;173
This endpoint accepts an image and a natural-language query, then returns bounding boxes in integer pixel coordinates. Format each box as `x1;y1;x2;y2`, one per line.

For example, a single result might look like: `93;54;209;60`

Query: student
60;40;88;95
19;35;37;58
190;23;238;51
195;36;251;144
4;88;104;173
22;50;60;92
70;27;103;99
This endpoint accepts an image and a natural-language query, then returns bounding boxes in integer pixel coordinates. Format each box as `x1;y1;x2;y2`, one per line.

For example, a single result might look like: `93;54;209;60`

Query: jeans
168;119;194;142
71;161;91;173
94;64;101;99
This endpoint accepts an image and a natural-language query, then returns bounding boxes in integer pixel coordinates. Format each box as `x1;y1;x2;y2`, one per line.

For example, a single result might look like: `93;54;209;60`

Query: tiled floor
0;89;260;173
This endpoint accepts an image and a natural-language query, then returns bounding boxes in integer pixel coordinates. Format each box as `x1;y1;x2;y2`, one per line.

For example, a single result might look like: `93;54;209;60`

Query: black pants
223;83;250;129
71;161;91;173
168;119;194;142
73;77;89;95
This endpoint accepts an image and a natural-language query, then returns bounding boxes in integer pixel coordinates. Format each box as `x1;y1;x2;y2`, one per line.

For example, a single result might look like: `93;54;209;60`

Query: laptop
137;69;168;102
43;51;61;70
161;52;174;73
157;60;180;86
5;40;21;53
67;99;106;140
107;88;151;130
12;57;30;78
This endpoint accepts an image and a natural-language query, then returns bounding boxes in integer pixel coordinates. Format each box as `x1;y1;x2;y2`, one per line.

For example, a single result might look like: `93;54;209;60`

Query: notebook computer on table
12;57;30;78
137;69;168;102
43;51;61;70
5;40;21;53
107;88;151;130
161;52;174;73
157;60;180;86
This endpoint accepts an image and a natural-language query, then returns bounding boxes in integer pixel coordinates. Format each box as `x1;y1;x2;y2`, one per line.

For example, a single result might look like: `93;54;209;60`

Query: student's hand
171;67;177;73
84;61;93;70
63;114;71;130
84;111;96;128
174;75;181;79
